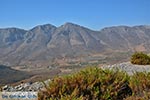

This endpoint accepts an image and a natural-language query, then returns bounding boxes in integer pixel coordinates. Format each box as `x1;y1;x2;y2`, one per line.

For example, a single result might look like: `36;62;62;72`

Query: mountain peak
31;24;56;30
41;24;56;28
64;22;76;25
61;22;81;28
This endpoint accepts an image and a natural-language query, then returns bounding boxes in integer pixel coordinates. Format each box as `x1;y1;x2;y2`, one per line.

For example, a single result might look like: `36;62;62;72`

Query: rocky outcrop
101;62;150;75
2;79;51;92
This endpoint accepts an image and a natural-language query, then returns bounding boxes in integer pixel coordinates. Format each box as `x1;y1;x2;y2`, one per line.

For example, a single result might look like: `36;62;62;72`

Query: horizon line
0;22;149;31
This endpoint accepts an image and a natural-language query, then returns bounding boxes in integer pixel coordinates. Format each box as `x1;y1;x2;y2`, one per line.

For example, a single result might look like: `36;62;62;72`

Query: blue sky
0;0;149;30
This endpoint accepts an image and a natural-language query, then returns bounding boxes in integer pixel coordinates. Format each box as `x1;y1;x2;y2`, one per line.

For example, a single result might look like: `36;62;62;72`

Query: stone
2;85;8;90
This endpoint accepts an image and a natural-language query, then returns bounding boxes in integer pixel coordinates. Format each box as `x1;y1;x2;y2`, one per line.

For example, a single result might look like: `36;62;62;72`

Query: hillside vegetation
131;52;150;65
38;67;150;100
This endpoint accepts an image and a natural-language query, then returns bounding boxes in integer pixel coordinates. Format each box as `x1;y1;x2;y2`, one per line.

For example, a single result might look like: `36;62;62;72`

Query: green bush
38;67;132;100
38;67;150;100
130;52;150;65
128;72;150;100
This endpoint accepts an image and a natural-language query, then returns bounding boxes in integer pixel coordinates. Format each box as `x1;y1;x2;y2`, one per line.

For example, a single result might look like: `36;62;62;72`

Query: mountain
98;25;150;51
47;23;104;57
0;28;26;56
0;23;150;66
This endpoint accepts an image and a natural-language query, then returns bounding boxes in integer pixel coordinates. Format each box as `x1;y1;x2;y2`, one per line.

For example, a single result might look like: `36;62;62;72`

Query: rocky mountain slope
0;23;150;66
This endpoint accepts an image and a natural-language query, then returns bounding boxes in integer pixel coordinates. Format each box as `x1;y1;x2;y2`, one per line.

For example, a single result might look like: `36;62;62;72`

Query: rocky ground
2;62;150;92
101;62;150;75
1;79;51;92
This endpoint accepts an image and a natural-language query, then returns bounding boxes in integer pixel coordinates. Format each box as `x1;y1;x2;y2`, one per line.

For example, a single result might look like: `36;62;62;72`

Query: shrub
128;72;150;100
38;67;150;100
130;52;150;65
38;67;132;100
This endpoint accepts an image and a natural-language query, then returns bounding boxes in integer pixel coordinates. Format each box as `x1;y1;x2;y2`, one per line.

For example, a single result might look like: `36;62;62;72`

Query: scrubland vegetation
38;67;150;100
131;52;150;65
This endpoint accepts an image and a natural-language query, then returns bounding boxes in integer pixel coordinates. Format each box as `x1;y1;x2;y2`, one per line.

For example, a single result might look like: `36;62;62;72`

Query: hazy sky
0;0;149;30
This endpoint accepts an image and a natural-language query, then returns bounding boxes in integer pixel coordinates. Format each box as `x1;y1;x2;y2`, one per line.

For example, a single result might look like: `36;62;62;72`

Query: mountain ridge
0;23;150;66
